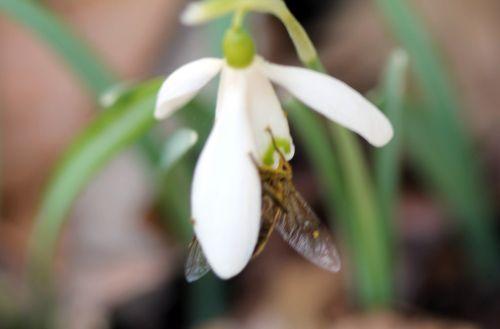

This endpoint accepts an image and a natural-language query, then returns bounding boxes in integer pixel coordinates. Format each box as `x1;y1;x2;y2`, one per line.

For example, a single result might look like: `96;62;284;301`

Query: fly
185;129;341;282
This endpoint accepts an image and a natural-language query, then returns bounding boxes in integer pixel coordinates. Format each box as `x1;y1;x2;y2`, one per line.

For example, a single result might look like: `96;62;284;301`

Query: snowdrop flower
154;27;393;279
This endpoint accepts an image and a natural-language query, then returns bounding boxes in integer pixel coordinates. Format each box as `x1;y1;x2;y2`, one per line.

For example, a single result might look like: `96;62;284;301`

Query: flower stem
289;14;394;309
330;126;394;307
182;0;317;63
231;8;246;29
374;50;408;262
272;7;318;65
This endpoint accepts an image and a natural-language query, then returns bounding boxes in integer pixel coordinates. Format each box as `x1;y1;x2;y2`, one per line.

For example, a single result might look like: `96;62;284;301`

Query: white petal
191;65;261;279
261;61;394;147
248;61;295;167
155;58;222;119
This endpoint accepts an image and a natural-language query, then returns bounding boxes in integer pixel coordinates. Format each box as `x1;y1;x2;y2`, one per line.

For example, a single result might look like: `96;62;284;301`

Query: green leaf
2;1;228;323
28;79;162;286
374;49;409;250
376;0;499;277
155;129;199;241
286;102;346;219
0;0;116;95
159;129;199;172
153;99;216;241
288;97;394;308
297;57;394;307
333;126;394;308
0;0;169;167
288;96;393;307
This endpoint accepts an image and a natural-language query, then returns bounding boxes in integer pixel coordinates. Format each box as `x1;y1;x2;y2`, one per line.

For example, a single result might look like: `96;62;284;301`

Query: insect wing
253;194;284;257
276;187;341;272
185;195;282;282
185;237;211;282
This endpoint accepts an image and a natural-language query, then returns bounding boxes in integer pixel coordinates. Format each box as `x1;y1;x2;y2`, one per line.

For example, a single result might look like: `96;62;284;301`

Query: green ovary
223;28;255;68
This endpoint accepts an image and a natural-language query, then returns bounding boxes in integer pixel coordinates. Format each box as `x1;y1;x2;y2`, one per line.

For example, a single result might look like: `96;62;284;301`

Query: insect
185;130;341;282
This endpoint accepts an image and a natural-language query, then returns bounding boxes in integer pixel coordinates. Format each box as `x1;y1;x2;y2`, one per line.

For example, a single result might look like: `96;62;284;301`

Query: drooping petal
260;61;394;147
155;58;222;119
247;60;295;167
191;65;261;279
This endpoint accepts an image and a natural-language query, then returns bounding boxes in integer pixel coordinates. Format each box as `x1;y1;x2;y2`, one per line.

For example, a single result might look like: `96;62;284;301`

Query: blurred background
1;0;500;328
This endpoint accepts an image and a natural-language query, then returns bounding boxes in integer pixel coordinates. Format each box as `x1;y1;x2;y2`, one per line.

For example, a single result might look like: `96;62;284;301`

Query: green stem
286;101;347;224
231;8;246;28
374;50;408;265
297;30;394;308
332;127;393;307
272;6;318;65
182;0;317;63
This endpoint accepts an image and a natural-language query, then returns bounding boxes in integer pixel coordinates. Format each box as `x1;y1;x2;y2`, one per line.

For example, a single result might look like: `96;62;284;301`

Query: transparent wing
185;237;211;282
276;187;341;272
185;195;282;282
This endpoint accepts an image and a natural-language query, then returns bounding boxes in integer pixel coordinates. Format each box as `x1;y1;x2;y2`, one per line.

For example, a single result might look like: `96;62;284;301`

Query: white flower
154;56;393;279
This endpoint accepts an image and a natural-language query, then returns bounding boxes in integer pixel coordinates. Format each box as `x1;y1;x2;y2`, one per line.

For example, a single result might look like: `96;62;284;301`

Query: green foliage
29;79;161;285
155;129;199;241
287;69;395;308
376;0;499;277
288;96;395;307
5;0;498;322
374;49;409;258
286;103;345;219
334;126;394;307
1;1;227;325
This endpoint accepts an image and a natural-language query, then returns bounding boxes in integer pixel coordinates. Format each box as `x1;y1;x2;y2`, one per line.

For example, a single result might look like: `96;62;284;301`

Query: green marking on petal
262;138;292;166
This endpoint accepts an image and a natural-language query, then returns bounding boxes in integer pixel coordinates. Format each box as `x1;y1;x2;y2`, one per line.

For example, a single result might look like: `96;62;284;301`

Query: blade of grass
0;277;20;326
286;103;346;219
155;129;199;242
296;53;394;307
374;49;409;255
158;129;199;173
0;0;168;170
285;104;364;299
0;0;172;179
1;0;203;278
0;103;2;216
285;104;377;305
28;79;162;288
332;126;394;307
374;0;460;132
0;0;116;95
154;99;215;242
376;0;499;277
3;0;227;323
405;109;499;276
288;96;394;308
267;2;396;305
